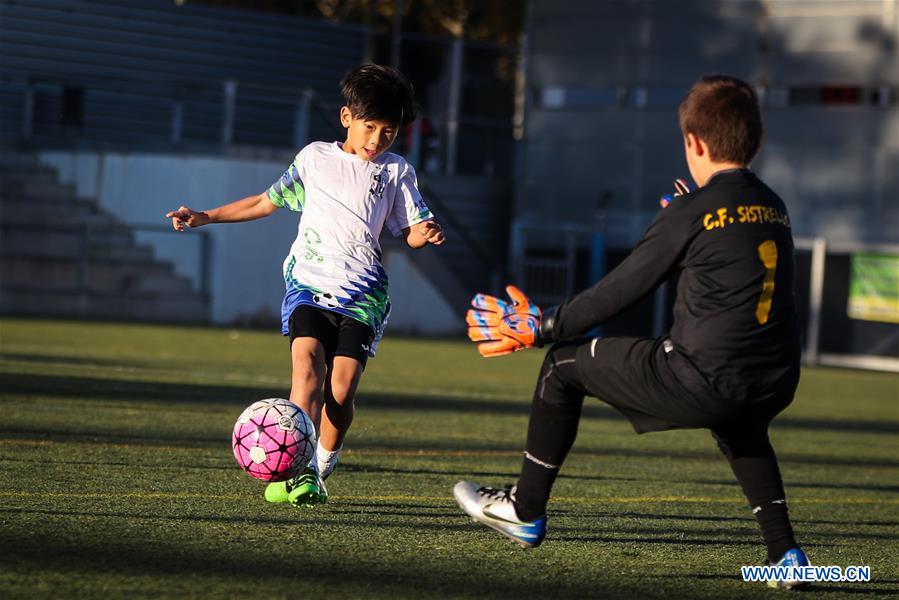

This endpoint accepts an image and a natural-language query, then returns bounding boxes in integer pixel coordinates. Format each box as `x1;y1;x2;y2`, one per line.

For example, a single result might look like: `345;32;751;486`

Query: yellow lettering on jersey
717;208;728;226
734;205;790;228
705;206;789;231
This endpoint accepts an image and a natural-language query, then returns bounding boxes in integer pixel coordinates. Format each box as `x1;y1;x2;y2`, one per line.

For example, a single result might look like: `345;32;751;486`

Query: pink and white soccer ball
232;398;316;482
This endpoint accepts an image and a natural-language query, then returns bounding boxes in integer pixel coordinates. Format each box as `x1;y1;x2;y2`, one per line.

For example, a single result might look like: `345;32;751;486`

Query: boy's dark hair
340;64;417;127
679;75;763;165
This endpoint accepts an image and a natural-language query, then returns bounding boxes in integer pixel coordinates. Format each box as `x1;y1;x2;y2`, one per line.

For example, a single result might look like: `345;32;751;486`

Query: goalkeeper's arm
539;209;690;342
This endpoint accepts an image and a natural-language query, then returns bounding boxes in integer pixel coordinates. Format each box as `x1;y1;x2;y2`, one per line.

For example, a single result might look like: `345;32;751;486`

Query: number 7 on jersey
755;240;778;325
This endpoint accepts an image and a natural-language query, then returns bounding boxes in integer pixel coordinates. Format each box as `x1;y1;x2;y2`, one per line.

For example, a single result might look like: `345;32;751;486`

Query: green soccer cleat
265;467;328;507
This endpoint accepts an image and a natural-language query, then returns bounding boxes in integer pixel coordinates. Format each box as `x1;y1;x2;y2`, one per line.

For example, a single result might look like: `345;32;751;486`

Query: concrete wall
38;150;459;335
520;0;899;247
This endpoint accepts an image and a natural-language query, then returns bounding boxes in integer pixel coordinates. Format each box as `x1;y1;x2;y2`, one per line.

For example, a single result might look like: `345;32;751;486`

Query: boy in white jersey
166;65;445;507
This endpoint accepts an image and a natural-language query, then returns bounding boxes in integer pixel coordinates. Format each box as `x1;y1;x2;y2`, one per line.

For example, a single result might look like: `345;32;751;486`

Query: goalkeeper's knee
535;343;581;405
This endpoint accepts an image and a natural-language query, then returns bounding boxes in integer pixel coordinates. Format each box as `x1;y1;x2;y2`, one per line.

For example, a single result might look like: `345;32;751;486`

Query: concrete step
0;255;191;294
0;287;209;323
0;153;40;169
0;199;118;227
0;167;59;187
0;155;210;323
89;243;156;263
0;227;136;256
133;273;196;295
0;232;156;262
0;180;79;202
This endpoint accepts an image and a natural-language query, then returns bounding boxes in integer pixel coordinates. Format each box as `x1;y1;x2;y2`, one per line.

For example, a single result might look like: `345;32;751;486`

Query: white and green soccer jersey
268;141;433;356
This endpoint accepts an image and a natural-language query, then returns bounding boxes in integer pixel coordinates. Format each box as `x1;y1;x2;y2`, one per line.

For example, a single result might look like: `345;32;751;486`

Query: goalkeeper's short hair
678;75;763;166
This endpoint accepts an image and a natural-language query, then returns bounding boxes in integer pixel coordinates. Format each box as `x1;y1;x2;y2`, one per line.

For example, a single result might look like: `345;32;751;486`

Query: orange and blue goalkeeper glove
466;285;542;357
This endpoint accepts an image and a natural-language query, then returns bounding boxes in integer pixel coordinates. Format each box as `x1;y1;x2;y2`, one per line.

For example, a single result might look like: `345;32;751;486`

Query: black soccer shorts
288;305;374;367
556;336;798;434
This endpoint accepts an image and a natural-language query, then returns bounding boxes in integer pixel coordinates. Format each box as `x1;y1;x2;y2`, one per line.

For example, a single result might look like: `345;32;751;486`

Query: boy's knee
327;358;362;406
327;379;355;406
291;353;326;393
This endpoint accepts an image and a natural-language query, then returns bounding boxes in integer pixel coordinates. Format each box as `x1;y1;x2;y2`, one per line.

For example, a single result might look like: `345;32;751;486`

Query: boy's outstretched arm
403;220;445;248
166;192;277;231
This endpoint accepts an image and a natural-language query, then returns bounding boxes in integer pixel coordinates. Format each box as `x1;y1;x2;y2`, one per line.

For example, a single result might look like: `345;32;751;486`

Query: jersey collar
331;141;389;166
706;167;752;185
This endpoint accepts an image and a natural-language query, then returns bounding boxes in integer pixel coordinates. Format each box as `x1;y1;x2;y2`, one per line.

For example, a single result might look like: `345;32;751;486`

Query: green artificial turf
1;318;897;598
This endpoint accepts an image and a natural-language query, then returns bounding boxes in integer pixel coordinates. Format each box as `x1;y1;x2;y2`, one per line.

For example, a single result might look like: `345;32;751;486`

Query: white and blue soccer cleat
767;547;811;590
453;481;546;548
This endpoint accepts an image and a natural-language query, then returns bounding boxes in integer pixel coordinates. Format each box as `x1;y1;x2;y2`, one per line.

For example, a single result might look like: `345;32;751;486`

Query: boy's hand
466;285;541;357
166;206;210;231
421;220;445;245
659;178;691;208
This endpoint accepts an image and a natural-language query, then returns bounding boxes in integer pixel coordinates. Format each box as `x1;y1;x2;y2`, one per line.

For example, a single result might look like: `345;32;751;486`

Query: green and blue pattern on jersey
268;161;305;212
280;255;392;339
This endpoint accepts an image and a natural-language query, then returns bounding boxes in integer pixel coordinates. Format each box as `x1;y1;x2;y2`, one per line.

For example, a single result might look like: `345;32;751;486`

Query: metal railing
16;75;342;153
509;222;899;372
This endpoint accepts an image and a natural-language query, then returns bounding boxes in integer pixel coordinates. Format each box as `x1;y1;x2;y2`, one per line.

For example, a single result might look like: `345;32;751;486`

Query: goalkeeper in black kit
454;75;810;590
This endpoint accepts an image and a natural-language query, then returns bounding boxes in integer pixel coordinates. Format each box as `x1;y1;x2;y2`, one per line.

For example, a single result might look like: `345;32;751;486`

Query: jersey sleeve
267;149;307;212
553;200;699;340
385;160;434;237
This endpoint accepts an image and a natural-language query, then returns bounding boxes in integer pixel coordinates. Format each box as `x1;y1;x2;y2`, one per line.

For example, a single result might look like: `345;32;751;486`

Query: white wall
381;250;458;335
39;151;459;335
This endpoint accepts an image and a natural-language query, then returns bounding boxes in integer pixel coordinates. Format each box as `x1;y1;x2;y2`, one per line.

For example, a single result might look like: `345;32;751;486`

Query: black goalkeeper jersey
554;169;801;395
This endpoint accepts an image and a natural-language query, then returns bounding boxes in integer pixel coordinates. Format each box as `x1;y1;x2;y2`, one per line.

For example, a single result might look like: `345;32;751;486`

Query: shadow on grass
598;523;899;542
336;461;645;484
1;352;149;370
806;585;899;596
647;574;899;596
0;505;471;532
0;372;283;405
772;417;898;435
5;371;897;437
3;373;898;471
553;533;758;547
563;510;899;530
0;517;666;599
0;427;228;447
2;428;897;474
688;478;899;494
553;509;748;522
0;457;234;472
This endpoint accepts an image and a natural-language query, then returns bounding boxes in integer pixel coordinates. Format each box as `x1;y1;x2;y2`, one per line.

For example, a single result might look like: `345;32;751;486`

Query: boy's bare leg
289;337;328;429
264;337;329;506
320;356;364;451
314;356;363;480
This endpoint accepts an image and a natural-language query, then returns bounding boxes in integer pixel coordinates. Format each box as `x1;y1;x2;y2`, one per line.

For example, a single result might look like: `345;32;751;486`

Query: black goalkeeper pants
514;338;800;561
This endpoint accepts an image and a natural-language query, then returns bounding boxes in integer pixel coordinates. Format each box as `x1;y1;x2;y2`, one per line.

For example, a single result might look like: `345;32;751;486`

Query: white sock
307;446;319;473
316;442;341;480
303;426;320;474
